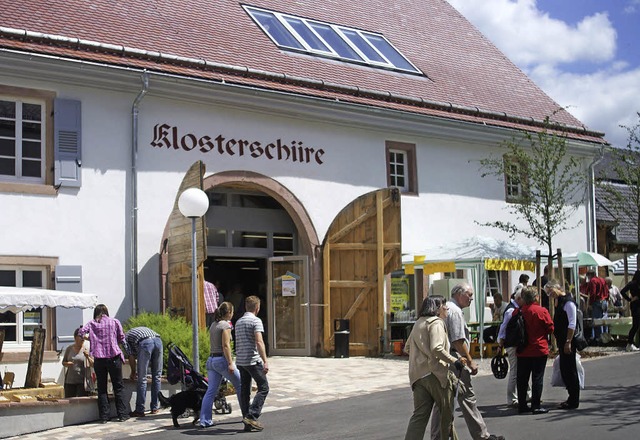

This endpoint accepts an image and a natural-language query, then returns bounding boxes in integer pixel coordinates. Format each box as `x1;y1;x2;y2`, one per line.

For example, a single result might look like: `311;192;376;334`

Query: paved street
10;350;640;439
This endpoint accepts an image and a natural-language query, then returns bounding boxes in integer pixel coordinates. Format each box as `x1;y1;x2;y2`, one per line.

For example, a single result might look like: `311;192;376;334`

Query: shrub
123;312;210;373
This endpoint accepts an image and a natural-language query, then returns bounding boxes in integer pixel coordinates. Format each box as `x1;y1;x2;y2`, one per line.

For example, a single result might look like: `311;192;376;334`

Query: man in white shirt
498;290;530;407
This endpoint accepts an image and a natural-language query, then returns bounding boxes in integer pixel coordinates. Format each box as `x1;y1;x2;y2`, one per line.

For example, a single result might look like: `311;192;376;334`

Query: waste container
334;319;350;358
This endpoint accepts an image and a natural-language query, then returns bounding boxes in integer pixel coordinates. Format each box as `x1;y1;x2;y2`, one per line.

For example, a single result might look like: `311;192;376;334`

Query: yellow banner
404;264;415;275
484;259;535;271
423;261;456;275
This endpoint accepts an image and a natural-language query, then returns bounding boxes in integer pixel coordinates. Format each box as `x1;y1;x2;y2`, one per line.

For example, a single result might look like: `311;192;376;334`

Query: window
244;5;422;75
0;98;45;182
386;141;417;194
0;266;46;347
0;87;81;194
503;155;527;203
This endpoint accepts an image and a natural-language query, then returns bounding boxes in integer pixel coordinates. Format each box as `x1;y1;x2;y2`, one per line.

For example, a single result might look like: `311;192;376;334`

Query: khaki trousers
404;374;457;440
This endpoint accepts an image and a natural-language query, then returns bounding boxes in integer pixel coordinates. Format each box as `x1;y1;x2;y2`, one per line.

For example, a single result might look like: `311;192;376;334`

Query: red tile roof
0;0;606;143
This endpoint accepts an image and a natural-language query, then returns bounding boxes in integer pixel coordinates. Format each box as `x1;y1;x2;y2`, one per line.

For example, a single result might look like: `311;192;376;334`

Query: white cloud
529;64;640;147
624;0;640;14
446;0;640;148
447;0;616;67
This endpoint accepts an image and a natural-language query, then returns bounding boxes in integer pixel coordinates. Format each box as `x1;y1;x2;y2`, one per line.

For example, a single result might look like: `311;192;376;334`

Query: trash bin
334;319;350;358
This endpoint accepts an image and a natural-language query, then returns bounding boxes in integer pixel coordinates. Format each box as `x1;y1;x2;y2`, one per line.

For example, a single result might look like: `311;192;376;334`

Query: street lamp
178;187;209;372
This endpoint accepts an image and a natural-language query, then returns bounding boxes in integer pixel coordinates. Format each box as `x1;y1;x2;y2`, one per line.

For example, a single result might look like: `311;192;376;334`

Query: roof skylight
244;5;422;75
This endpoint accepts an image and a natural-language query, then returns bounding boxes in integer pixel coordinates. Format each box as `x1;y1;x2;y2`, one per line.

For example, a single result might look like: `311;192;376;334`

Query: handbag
572;308;588;351
84;356;96;393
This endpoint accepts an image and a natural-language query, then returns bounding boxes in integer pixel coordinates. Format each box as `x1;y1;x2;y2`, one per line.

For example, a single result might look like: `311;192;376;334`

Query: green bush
123;312;210;373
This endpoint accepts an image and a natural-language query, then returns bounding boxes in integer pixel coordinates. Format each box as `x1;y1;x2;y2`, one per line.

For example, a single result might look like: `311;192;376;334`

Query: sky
447;0;640;148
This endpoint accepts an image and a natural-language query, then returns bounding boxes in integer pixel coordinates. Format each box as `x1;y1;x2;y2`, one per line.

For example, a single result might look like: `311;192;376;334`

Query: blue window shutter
54;265;83;350
54;99;82;188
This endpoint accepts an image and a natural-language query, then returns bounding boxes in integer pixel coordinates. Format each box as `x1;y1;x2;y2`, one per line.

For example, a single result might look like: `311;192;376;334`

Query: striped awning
611;254;638;275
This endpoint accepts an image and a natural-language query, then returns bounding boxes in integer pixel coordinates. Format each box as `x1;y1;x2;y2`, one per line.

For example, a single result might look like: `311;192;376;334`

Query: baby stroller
166;343;232;415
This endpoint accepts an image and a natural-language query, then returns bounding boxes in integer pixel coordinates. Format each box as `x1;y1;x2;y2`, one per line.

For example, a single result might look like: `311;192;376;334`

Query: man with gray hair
431;283;505;440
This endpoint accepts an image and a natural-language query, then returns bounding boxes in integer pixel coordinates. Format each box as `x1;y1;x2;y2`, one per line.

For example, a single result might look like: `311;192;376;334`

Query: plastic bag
551;356;564;387
550;354;585;389
576;354;585;390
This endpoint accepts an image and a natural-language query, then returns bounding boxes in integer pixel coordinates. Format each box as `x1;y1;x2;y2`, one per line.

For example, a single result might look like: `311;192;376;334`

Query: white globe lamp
178;187;209;372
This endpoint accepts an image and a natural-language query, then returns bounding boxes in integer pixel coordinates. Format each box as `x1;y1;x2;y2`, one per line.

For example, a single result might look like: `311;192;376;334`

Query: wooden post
0;329;4;385
24;327;45;389
376;191;384;354
535;250;541;296
323;242;331;355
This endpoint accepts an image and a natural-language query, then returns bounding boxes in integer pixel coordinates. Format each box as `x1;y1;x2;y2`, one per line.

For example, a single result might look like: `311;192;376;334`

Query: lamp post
178;187;209;372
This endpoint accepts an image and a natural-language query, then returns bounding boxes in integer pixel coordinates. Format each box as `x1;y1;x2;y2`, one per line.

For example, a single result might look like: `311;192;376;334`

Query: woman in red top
516;287;554;415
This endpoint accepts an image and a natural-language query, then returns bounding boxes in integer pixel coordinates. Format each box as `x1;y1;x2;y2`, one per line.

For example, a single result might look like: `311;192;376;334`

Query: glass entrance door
267;256;309;356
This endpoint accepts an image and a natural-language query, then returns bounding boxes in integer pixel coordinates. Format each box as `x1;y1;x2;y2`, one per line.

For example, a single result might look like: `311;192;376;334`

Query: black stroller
166;343;232;415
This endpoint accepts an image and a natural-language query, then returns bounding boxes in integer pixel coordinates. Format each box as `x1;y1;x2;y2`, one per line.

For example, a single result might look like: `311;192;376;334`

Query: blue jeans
199;356;242;427
239;363;269;421
135;337;163;413
591;300;606;340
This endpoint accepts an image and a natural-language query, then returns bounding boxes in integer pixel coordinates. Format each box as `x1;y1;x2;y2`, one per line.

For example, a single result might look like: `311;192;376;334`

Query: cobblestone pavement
9;346;631;439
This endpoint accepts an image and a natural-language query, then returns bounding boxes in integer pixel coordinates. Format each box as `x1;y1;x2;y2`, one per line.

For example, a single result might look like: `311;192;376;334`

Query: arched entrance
161;165;322;356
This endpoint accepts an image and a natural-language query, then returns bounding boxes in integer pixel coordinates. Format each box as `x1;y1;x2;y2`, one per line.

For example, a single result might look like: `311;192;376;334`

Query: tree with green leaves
597;112;640;272
476;117;589;277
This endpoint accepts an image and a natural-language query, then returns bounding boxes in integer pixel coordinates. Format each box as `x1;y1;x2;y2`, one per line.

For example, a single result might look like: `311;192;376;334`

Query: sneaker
626;344;639;352
243;417;264;431
487;436;505;440
199;422;216;429
150;409;160;415
129;411;145;417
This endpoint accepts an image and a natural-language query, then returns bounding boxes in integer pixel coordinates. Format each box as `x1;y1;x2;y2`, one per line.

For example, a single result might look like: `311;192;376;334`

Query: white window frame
386;141;417;195
504;156;525;203
0;265;47;348
0;96;46;184
388;149;409;191
0;86;56;195
243;5;422;74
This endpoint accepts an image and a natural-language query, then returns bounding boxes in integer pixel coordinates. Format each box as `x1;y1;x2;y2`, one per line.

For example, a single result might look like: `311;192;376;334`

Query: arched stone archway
160;167;325;356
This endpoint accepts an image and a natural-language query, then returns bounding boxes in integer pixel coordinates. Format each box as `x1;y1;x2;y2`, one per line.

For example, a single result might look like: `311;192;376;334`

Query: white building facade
0;0;606;383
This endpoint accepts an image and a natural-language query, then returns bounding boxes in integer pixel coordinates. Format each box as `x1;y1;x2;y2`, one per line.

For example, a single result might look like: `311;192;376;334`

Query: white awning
0;287;98;313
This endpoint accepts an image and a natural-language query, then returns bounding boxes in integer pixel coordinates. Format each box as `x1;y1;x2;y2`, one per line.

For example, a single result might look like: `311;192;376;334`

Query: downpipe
131;71;149;316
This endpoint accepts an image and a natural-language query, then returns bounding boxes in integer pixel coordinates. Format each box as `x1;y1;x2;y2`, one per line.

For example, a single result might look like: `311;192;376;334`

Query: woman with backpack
516;287;554;415
545;279;580;410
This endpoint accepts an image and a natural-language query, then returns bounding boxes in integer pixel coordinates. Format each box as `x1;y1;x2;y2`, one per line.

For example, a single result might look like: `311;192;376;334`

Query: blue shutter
54;265;83;350
54;99;82;187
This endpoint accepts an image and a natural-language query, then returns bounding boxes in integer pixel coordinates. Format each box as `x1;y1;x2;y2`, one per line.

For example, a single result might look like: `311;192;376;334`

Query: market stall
403;236;536;357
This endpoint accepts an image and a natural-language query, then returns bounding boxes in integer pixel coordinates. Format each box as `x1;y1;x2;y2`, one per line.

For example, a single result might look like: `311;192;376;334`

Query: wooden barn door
323;188;401;356
166;161;207;327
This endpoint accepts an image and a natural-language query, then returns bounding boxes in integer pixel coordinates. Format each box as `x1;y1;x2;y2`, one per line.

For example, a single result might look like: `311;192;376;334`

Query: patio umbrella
575;251;613;267
611;254;638;275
